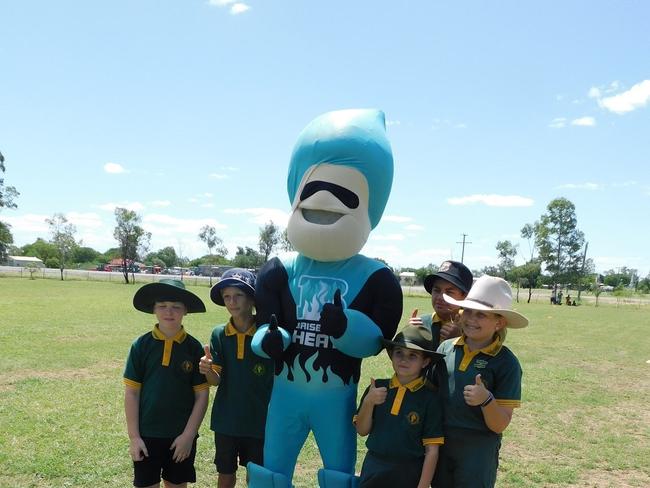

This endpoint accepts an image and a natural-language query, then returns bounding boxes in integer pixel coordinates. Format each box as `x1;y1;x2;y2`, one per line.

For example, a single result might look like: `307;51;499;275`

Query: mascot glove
261;314;285;359
320;289;347;339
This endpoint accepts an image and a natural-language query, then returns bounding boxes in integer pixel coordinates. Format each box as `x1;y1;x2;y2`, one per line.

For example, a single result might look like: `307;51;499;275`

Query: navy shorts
133;436;197;487
359;451;423;488
214;432;264;474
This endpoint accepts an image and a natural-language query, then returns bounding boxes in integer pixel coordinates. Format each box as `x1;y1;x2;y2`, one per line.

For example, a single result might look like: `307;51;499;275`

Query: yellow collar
225;320;256;336
453;334;503;356
152;324;186;343
389;374;426;392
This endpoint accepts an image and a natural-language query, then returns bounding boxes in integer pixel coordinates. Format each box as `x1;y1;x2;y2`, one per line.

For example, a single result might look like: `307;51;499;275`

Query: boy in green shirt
355;326;445;488
124;279;209;488
199;268;273;488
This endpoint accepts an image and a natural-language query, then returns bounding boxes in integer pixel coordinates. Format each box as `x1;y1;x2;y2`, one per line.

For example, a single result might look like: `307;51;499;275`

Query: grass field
1;277;649;487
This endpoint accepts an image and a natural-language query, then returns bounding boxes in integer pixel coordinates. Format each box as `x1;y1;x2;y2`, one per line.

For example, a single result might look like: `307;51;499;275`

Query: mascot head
286;109;394;262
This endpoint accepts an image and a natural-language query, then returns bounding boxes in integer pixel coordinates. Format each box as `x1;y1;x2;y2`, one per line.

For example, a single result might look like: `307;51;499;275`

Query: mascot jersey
249;109;403;488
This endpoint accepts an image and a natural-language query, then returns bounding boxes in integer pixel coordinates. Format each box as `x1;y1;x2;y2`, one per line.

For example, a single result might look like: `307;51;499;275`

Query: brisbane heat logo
293;275;348;349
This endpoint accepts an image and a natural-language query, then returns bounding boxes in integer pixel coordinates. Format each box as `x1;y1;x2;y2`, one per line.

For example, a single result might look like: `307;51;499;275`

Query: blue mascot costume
248;109;403;488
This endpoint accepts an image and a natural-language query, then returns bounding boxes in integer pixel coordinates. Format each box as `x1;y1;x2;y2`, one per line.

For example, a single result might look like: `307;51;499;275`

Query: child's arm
198;345;221;386
417;444;439;488
355;379;387;436
124;386;148;461
170;388;209;463
463;374;513;433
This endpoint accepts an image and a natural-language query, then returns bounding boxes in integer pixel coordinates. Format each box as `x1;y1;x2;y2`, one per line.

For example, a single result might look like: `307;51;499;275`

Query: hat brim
133;283;206;314
424;271;471;295
442;295;529;328
381;338;445;359
210;278;255;306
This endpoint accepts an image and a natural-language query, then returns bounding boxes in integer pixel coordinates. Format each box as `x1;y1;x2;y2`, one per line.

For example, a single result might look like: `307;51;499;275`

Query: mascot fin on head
248;109;403;488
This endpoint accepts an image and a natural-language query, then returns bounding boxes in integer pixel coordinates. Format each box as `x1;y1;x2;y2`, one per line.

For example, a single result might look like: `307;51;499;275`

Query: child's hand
440;320;460;340
407;308;422;326
170;431;194;463
129;437;148;461
364;378;388;406
198;345;213;375
463;374;491;407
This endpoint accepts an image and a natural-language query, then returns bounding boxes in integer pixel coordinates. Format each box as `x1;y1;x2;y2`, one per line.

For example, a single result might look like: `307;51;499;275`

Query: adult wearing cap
199;268;273;488
434;276;529;488
410;260;474;349
124;279;209;488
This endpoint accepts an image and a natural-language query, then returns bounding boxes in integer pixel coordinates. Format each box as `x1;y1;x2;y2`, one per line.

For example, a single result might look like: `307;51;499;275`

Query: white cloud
65;212;104;228
370;233;405;241
143;214;226;237
201;203;215;208
405;224;424;231
208;0;235;5
588;87;601;99
386;119;401;126
104;162;127;174
230;3;251;14
612;181;637;188
150;200;171;207
209;173;229;180
98;201;144;212
447;194;534;207
223;207;290;227
549;117;566;128
2;213;48;233
556;182;602;190
571;116;596;126
598;79;650;114
383;215;413;223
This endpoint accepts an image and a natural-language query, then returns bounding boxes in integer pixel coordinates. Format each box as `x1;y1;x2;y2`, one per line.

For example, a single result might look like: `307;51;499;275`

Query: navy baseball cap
210;268;256;306
423;260;473;295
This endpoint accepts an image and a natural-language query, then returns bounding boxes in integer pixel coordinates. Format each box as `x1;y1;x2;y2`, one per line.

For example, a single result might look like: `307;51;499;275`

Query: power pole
456;234;472;263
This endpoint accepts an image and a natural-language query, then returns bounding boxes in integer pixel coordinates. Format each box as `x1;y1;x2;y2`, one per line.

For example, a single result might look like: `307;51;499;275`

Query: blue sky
1;1;649;276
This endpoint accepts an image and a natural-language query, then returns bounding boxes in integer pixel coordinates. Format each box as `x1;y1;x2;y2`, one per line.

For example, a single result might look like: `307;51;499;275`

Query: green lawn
1;277;649;487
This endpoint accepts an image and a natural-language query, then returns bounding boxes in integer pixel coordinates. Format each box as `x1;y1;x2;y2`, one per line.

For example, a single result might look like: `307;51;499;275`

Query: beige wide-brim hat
443;275;529;329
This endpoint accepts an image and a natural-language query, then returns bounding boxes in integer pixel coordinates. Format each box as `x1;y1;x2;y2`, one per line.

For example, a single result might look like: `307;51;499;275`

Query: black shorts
213;432;264;474
133;436;197;487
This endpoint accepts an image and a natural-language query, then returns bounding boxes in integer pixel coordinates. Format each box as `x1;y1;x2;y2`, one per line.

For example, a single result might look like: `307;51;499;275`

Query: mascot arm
331;267;403;358
251;316;292;359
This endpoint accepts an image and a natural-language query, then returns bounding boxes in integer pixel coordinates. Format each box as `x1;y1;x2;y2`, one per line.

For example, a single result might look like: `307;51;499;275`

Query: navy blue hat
210;268;256;306
424;260;473;295
133;279;206;314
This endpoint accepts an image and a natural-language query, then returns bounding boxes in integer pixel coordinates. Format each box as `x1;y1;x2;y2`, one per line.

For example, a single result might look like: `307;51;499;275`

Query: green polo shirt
123;325;209;438
208;320;273;439
356;375;444;461
437;335;522;434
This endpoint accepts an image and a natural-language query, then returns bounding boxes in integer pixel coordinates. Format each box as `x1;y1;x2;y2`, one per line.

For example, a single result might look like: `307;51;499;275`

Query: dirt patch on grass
572;468;650;487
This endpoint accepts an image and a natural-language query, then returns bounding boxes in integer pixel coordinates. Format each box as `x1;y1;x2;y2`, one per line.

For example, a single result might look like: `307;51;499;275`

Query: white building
6;256;45;268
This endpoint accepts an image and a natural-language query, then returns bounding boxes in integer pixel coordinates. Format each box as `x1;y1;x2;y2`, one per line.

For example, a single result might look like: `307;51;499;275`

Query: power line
456;234;472;263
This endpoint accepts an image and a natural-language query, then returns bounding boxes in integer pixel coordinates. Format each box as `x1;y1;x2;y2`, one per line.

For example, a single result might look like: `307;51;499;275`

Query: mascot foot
317;468;360;488
247;462;292;488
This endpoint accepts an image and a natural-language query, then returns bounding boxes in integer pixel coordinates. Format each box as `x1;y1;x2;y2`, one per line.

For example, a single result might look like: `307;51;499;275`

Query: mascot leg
312;386;359;488
248;462;292;488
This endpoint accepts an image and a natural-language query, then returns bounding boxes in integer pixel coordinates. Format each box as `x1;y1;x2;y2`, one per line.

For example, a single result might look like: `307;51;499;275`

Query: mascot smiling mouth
301;209;344;225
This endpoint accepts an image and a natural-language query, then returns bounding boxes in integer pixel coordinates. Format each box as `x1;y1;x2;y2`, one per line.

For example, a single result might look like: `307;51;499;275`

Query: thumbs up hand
320;289;347;339
408;308;422;326
261;314;285;359
364;378;388;406
463;374;491;407
199;344;213;375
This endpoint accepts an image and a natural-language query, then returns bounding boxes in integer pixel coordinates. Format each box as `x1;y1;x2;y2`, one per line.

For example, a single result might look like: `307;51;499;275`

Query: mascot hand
261;314;285;359
320;289;347;339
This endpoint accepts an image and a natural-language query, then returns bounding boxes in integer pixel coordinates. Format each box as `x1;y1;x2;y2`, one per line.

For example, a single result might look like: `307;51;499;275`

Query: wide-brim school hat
133;279;206;314
424;260;473;295
443;275;529;328
210;268;256;306
381;325;445;360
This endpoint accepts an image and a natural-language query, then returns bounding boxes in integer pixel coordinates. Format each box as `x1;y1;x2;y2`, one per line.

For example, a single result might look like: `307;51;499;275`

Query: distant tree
20;238;59;264
414;263;438;285
602;267;637;288
232;246;264;269
152;246;178;268
0;154;19;263
72;246;101;265
535;198;585;290
198;225;228;286
496;240;518;279
113;207;151;284
103;247;122;260
478;265;500;277
259;221;280;262
510;261;541;303
279;228;294;252
46;213;80;280
0;221;13;263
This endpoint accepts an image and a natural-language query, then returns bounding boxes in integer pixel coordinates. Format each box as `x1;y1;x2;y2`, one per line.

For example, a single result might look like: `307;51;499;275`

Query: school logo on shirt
406;411;420;425
474;359;488;369
252;363;267;376
181;360;194;373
